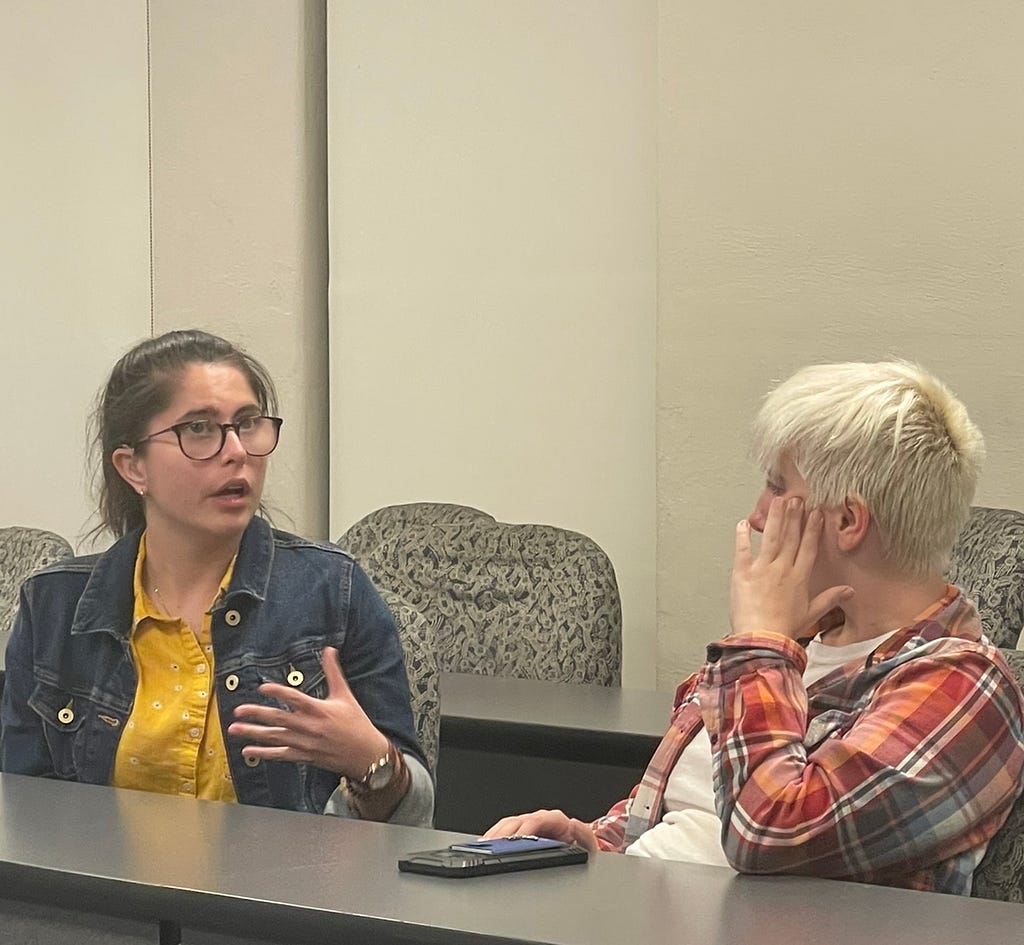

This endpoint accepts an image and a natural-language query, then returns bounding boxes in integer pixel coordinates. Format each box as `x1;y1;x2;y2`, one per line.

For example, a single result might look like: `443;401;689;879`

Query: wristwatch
347;746;396;796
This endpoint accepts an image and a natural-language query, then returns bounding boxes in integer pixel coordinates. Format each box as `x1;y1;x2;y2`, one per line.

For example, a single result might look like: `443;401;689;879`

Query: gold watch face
366;756;394;791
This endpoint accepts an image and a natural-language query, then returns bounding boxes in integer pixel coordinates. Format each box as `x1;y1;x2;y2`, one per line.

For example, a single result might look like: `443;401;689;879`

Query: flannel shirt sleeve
590;788;636;852
698;631;1024;885
589;672;704;854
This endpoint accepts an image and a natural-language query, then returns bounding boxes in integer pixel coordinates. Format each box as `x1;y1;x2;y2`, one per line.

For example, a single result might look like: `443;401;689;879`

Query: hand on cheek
730;497;853;640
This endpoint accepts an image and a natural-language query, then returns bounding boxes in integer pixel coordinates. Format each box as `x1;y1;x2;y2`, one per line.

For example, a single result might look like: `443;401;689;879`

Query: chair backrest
377;587;440;773
947;508;1024;899
338;502;622;685
971;648;1024;901
1;526;74;640
0;526;74;705
947;506;1024;649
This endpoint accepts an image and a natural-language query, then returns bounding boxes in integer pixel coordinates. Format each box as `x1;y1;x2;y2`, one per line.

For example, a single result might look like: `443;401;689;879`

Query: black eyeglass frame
131;416;283;461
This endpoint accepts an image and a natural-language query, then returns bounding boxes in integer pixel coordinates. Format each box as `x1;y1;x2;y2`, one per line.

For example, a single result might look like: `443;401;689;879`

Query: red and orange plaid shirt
593;586;1024;895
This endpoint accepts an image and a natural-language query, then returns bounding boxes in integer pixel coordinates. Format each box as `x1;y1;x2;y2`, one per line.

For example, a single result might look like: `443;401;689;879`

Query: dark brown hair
91;329;279;538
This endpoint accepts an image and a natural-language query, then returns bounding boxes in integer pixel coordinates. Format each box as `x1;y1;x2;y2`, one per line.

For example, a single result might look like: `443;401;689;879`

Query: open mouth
215;481;249;499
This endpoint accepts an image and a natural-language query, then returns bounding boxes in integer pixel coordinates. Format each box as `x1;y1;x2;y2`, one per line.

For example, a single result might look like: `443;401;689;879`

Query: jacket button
225;674;240;691
244;755;260;767
57;707;74;725
286;668;304;687
224;610;241;627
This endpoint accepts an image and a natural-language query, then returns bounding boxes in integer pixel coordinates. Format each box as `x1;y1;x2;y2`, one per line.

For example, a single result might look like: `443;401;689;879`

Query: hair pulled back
91;329;278;538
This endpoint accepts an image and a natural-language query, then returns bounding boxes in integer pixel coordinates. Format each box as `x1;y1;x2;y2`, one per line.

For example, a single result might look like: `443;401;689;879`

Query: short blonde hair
751;361;984;577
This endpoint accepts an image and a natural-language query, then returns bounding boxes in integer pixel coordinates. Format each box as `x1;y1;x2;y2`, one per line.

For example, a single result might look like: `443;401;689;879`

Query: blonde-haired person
751;361;982;577
486;361;1024;895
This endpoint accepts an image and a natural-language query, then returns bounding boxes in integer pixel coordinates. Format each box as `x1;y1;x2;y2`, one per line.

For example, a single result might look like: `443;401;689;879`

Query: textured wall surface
327;1;659;687
149;0;330;541
657;2;1024;688
0;2;150;545
7;4;1024;695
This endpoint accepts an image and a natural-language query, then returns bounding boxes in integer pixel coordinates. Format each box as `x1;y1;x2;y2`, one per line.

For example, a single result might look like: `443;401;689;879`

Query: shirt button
57;707;75;725
189;727;201;739
181;781;194;795
244;755;260;767
225;674;240;691
195;663;207;674
287;668;304;687
224;610;241;627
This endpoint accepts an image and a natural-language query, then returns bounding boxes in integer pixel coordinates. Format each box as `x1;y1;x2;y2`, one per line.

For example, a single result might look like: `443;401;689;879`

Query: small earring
138;487;146;497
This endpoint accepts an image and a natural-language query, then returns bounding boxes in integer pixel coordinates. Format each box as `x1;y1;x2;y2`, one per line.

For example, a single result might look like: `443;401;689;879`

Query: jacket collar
70;516;275;641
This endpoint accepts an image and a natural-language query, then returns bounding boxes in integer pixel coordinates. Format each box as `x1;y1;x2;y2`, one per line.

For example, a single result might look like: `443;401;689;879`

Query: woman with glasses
0;329;432;825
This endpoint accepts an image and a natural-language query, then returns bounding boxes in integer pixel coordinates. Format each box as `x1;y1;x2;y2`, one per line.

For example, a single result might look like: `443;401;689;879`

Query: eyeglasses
133;416;283;461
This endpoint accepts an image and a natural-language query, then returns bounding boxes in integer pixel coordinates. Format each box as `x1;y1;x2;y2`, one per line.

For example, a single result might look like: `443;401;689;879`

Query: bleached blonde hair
751;361;984;577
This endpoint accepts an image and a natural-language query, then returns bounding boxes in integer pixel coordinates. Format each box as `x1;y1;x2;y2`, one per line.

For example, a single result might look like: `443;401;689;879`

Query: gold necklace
150;584;222;616
150;584;174;615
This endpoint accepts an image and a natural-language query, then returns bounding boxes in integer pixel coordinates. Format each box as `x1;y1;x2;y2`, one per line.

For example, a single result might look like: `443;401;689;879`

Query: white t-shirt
625;630;894;865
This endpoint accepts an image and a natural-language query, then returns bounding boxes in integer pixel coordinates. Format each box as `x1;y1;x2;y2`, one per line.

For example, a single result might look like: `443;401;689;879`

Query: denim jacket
0;517;433;824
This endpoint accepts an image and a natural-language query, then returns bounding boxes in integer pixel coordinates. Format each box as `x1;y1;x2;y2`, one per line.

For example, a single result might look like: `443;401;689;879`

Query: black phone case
398;843;589;878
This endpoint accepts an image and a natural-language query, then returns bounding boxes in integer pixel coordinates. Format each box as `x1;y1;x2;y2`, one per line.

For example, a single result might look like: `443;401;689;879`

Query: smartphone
398;836;589;878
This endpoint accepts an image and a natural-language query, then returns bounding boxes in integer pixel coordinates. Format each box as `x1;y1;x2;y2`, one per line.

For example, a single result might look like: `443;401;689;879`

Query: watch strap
343;746;411;822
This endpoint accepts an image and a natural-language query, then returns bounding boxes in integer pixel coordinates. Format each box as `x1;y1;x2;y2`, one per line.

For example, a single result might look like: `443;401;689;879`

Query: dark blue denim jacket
0;517;428;817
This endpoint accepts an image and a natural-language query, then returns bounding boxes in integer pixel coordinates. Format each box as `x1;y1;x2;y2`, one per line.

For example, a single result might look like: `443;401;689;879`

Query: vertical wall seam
319;0;330;538
146;0;155;335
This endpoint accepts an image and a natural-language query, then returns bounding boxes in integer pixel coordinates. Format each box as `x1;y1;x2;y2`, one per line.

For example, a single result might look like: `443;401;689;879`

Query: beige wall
327;1;660;687
149;0;330;541
0;1;151;544
7;2;1024;693
657;2;1024;687
1;2;328;548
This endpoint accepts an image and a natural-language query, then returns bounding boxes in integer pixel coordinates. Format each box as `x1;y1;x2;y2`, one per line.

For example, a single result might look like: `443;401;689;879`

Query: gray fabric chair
377;587;440;773
1;526;74;640
944;507;1024;900
0;526;74;704
337;502;622;686
947;506;1024;649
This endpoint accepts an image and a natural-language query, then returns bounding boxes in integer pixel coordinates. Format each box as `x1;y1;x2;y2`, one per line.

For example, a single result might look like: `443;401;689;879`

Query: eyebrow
171;404;262;424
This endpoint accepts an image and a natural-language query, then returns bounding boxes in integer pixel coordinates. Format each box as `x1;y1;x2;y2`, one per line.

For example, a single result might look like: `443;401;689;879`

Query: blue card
448;836;567;856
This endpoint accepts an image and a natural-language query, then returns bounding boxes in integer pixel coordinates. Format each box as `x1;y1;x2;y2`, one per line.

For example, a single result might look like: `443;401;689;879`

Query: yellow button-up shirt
111;535;238;802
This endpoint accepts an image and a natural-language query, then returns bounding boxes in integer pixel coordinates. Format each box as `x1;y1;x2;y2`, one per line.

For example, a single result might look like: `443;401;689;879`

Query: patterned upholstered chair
947;506;1024;650
376;587;440;772
1;526;75;641
337;502;622;686
0;527;75;703
945;507;1024;900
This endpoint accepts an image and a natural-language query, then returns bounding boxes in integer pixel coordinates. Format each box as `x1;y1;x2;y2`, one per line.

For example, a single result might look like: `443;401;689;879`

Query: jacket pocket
243;646;329;700
28;682;122;781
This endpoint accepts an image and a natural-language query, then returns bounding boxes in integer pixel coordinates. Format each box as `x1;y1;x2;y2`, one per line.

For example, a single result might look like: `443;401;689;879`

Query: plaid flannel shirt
592;587;1024;894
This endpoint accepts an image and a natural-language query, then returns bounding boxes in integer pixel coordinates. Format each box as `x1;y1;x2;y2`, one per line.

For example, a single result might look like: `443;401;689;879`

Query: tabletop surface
439;671;674;739
0;773;1020;945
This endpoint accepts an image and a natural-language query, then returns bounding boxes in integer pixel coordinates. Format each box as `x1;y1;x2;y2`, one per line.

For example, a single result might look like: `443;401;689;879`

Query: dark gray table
437;672;672;833
0;774;1019;945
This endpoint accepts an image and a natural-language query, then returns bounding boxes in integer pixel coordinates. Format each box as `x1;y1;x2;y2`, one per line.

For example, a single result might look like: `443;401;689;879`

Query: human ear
835;495;871;551
111;446;147;496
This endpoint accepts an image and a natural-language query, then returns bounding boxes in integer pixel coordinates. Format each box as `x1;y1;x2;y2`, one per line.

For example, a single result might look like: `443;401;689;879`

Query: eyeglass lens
179;417;280;460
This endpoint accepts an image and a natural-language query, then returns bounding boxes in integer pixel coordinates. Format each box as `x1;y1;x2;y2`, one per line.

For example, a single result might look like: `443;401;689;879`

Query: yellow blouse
111;535;238;802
